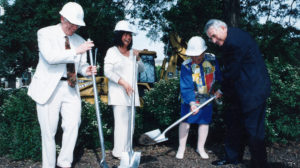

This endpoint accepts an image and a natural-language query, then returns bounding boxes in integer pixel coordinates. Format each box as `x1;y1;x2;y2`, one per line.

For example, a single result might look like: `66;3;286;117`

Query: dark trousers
224;101;268;168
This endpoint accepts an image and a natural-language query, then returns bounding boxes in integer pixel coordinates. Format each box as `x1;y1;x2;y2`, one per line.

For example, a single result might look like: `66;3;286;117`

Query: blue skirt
180;102;213;124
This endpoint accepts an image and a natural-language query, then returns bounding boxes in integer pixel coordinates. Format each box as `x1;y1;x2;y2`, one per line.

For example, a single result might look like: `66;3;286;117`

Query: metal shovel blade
119;151;141;168
145;129;161;138
138;129;168;145
153;133;168;143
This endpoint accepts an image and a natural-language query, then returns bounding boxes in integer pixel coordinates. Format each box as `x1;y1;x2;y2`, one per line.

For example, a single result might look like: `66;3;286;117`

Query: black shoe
211;159;240;166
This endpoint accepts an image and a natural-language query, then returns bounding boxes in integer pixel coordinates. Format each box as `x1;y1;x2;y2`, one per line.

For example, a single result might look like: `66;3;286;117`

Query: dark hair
113;31;133;50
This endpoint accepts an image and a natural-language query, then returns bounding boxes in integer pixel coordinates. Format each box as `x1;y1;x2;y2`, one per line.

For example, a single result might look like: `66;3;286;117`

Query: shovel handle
129;54;137;151
87;39;106;161
162;96;216;135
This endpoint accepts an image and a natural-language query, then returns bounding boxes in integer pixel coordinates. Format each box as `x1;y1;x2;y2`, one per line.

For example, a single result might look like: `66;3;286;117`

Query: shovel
139;96;216;145
119;54;141;168
88;39;109;168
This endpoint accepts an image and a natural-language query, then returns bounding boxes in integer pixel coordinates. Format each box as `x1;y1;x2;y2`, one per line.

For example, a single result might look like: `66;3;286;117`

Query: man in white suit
27;2;96;168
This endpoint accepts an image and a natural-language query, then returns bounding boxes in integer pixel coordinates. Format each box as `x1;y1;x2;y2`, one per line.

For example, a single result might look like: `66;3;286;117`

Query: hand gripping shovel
88;39;109;168
139;96;216;145
119;54;141;168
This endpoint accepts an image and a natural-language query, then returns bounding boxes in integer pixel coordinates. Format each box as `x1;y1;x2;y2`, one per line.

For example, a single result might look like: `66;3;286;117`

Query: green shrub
0;88;114;161
0;88;17;106
0;88;41;161
266;58;300;144
77;100;114;150
138;78;181;142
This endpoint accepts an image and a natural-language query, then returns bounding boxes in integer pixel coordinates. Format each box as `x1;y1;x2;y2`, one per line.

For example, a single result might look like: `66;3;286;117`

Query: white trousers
112;105;132;157
37;81;81;168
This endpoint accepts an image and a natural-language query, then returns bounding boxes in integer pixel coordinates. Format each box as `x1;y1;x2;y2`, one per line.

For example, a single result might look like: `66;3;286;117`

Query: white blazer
104;46;144;106
28;24;89;105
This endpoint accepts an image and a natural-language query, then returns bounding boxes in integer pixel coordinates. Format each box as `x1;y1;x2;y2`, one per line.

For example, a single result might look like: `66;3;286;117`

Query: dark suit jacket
220;27;271;112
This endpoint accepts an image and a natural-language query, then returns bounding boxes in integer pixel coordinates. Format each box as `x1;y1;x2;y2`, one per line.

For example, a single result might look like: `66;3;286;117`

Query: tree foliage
163;0;222;42
129;0;299;65
1;0;298;81
245;21;300;65
241;0;299;27
129;0;299;36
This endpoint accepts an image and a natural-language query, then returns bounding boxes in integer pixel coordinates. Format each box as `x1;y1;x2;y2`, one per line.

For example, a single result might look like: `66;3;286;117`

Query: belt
60;77;68;81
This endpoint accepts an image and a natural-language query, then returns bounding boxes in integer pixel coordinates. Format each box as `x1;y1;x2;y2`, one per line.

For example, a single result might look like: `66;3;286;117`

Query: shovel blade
138;129;162;145
145;129;168;143
154;133;168;143
138;129;169;145
119;151;141;168
145;129;161;139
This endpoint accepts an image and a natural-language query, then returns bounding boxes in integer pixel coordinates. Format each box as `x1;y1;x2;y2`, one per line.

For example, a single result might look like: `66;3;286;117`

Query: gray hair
204;19;227;34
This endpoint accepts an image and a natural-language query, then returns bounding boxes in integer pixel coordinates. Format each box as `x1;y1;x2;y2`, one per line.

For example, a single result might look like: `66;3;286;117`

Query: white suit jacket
104;46;144;106
28;24;89;105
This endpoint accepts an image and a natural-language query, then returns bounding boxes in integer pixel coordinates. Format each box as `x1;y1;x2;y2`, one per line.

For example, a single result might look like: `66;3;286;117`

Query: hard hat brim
59;11;86;26
186;46;207;56
71;20;85;26
114;30;137;36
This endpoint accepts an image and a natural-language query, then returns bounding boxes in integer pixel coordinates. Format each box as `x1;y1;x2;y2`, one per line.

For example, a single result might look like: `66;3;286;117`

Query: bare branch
288;0;295;25
266;0;272;22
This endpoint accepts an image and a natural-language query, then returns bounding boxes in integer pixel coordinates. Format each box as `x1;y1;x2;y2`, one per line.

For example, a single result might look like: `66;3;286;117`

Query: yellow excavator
159;32;188;80
79;33;187;104
78;49;157;104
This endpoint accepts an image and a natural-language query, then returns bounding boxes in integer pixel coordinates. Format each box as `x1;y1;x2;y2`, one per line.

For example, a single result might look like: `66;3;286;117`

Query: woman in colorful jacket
176;36;222;159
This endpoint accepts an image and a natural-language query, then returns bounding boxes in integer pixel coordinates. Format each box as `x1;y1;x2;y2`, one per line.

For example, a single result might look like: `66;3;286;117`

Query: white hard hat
59;2;85;26
185;36;207;56
114;20;135;34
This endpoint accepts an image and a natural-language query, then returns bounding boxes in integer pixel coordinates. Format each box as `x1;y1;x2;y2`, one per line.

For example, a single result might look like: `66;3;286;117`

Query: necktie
65;36;76;88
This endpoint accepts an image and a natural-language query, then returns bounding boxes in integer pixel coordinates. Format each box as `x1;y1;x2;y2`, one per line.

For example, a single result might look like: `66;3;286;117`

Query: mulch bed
0;142;299;168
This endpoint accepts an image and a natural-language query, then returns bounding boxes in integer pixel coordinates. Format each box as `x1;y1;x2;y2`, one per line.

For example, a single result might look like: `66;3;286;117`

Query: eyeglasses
63;17;81;28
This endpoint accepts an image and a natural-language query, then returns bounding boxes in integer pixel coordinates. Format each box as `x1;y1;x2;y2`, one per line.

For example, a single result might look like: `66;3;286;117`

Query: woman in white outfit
104;20;144;159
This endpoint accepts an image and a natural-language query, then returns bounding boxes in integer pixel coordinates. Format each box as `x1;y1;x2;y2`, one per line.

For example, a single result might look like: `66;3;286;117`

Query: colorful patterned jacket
180;53;222;105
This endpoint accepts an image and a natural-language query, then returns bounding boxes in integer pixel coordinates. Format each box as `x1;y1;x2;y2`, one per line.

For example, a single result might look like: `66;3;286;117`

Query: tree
250;22;299;64
0;0;125;87
128;0;223;43
240;0;299;27
239;0;300;64
129;0;299;65
223;0;240;27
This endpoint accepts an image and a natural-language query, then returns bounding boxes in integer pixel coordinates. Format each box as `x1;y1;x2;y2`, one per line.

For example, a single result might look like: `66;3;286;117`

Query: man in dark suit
204;19;271;168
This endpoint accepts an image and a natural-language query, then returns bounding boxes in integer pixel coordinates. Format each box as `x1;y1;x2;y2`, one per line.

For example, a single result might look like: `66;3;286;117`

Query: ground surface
0;142;299;168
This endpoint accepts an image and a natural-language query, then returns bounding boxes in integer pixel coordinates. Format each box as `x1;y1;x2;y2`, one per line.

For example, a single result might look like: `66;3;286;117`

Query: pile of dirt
0;142;299;168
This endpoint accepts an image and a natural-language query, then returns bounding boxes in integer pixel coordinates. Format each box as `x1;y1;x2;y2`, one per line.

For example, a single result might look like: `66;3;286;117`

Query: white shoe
112;152;121;160
175;147;185;159
196;149;209;159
